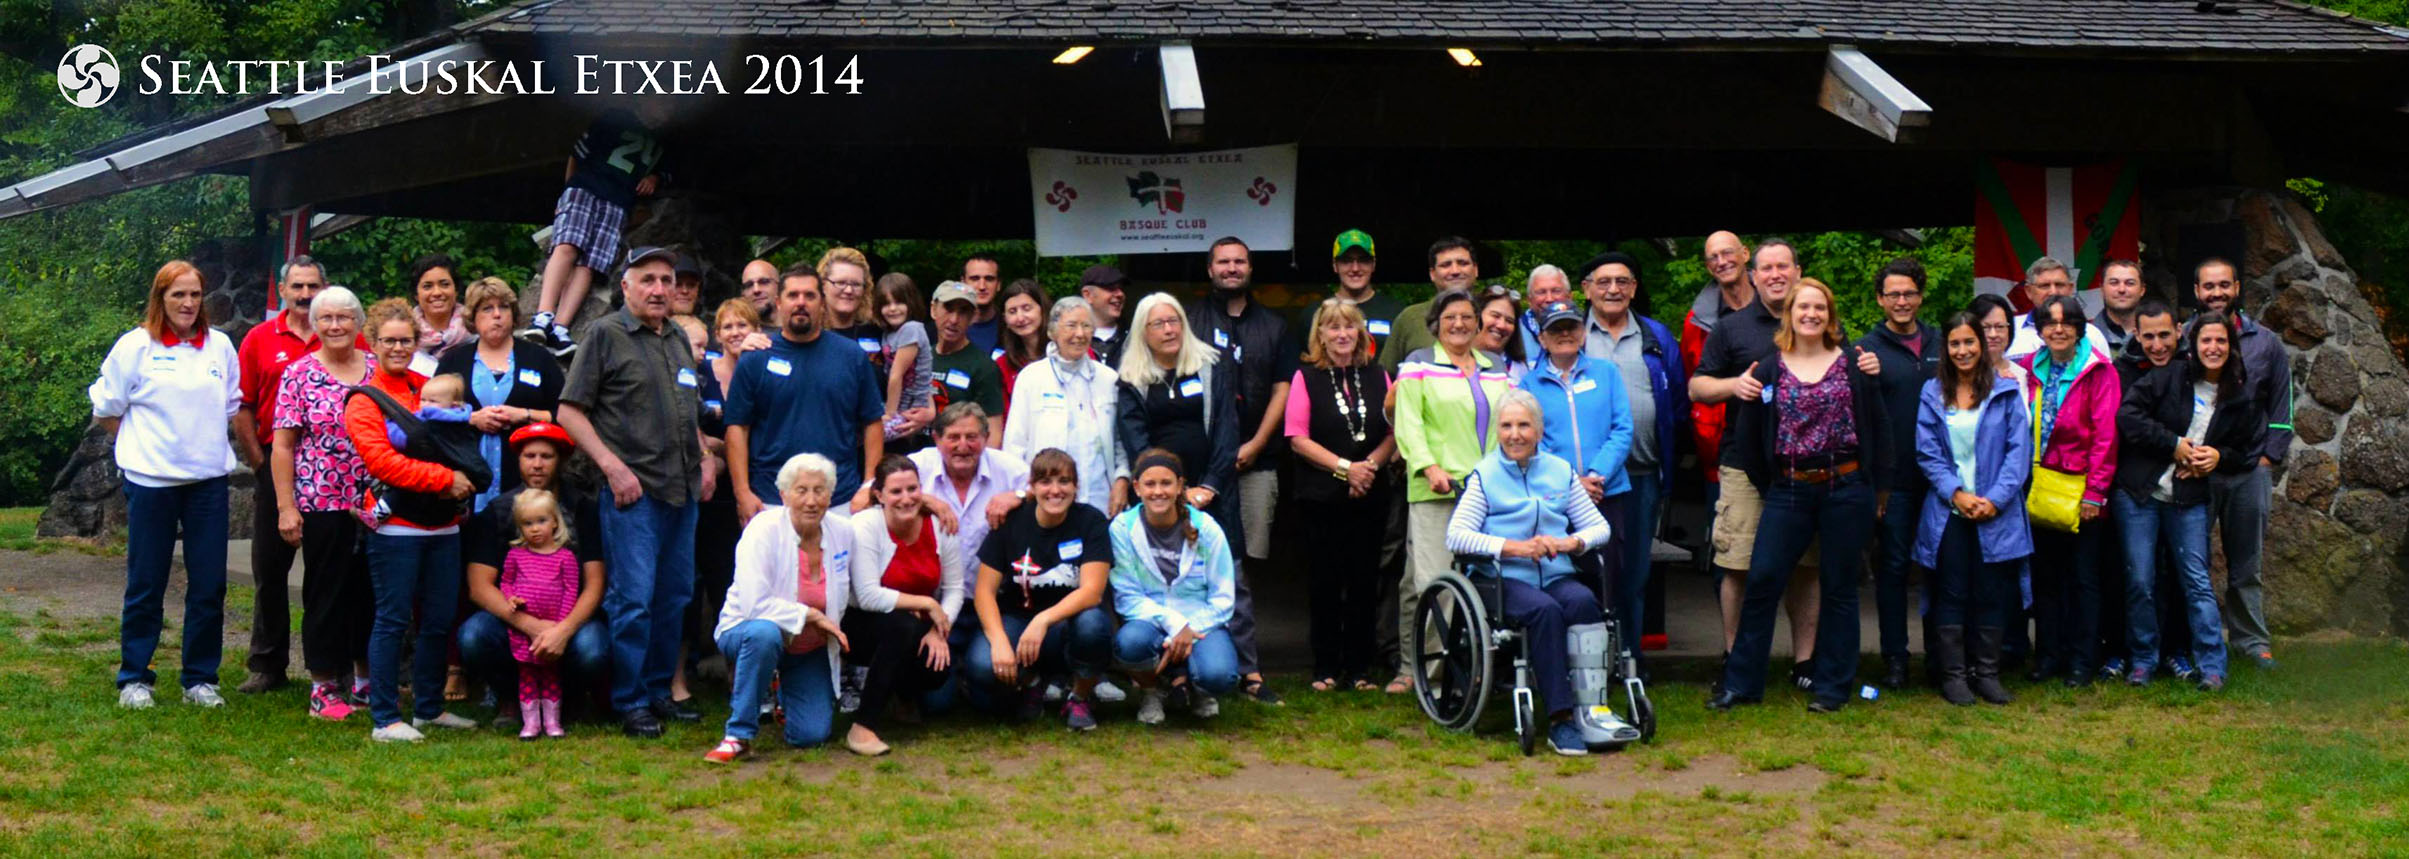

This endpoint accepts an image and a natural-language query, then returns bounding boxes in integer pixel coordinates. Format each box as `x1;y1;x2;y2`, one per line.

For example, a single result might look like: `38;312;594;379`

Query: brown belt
1781;459;1860;484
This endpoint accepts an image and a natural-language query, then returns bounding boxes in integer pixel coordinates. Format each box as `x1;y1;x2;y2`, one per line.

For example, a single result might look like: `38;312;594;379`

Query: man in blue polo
725;264;886;521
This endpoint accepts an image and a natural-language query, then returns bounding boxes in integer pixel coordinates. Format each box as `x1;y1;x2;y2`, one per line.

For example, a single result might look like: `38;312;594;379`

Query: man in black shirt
455;424;609;726
1080;264;1132;368
1858;258;1941;689
1182;236;1298;705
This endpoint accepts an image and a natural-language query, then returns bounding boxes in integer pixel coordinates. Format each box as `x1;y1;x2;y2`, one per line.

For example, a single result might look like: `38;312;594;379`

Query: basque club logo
58;44;120;108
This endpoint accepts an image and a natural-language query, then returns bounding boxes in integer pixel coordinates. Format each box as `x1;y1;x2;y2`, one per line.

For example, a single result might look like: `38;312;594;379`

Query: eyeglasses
1979;323;2012;334
1145;317;1184;330
826;279;865;291
1056;320;1097;333
1879;291;1921;301
374;337;417;348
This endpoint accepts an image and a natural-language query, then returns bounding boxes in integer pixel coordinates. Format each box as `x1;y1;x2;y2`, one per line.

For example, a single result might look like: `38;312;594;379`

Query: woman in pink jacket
2014;295;2120;687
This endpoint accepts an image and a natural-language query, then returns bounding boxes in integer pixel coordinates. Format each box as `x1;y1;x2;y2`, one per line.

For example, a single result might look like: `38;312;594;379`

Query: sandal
1352;678;1380;692
442;666;468;702
1309;677;1339;692
1383;674;1414;695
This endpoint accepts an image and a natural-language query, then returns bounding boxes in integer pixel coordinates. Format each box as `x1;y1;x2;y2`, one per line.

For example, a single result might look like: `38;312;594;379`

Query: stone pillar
2153;187;2409;637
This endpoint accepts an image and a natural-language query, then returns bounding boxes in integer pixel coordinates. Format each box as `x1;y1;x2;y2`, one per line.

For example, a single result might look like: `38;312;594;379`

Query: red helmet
509;421;575;452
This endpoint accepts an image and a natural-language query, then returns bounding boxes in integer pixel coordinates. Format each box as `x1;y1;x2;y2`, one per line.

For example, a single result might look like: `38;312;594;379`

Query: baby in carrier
365;373;492;522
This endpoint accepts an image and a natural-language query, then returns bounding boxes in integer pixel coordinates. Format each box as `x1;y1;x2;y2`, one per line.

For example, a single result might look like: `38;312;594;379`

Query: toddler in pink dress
501;490;582;739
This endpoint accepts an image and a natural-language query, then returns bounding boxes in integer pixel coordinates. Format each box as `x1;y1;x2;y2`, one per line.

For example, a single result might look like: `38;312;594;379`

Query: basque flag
1972;159;2141;313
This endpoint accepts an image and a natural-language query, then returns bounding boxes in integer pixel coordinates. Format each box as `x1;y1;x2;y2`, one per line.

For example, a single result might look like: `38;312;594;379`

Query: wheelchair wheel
1627;680;1657;743
1514;685;1538;757
1412;572;1493;733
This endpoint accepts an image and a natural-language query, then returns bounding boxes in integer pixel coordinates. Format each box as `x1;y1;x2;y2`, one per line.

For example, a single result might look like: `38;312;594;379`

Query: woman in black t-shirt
1282;299;1396;692
967;449;1116;731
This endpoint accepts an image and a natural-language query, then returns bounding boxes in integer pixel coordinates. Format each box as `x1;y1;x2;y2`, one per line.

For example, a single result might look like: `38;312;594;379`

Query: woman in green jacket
1386;288;1510;693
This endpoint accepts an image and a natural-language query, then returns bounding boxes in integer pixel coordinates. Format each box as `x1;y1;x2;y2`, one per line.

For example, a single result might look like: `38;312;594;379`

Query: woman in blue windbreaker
1912;311;2032;708
1519;299;1635;592
1109;449;1240;725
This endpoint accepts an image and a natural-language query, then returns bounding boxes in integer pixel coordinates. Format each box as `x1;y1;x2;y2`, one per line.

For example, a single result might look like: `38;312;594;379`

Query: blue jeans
1113;619;1240;696
1873;479;1923;660
119;477;229;690
1615;473;1663;670
963;607;1113;712
599;496;697;714
364;531;462;727
1721;475;1875;704
456;610;611;694
2112;491;2227;677
716;620;836;746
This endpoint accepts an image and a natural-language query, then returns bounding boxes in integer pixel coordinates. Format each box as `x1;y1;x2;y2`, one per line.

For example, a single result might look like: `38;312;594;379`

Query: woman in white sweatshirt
88;260;244;711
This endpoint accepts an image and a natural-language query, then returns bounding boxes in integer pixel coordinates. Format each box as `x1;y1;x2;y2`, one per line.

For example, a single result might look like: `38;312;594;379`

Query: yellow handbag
2026;390;2086;533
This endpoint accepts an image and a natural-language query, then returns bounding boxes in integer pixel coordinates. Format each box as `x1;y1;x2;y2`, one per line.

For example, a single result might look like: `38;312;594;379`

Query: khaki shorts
1710;466;1819;572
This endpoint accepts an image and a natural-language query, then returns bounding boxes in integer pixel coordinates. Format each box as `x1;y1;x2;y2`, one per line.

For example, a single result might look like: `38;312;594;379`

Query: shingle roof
479;0;2409;54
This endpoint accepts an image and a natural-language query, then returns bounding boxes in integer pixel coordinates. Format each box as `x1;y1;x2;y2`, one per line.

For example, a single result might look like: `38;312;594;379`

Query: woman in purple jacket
2013;295;2121;686
1913;312;2032;706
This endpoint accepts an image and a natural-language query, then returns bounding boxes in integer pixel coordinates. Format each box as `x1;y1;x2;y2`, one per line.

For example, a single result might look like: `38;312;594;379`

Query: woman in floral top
1713;278;1891;714
269;286;378;721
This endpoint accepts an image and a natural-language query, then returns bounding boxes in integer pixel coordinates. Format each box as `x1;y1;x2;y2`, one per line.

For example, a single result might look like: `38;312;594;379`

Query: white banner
1028;144;1296;257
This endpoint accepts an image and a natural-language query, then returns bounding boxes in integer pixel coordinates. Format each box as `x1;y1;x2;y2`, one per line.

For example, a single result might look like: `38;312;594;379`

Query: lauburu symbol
1246;176;1278;206
57;44;120;108
1046;180;1080;212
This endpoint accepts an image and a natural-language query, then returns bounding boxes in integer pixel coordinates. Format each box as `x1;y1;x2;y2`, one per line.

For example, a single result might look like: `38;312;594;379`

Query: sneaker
837;671;862;714
1063;696;1097;732
182;684;226;708
547;325;577;359
2125;666;2152;687
1573;705;1641;748
371;721;426;743
519;312;556;345
1790;662;1814;692
348;677;371;706
1548;720;1589;756
1190;690;1220;719
703;736;751;764
1094;679;1127;703
2197;673;2227;692
2168;657;2200;683
1042;681;1066;704
119;682;155;710
2099;658;2127;681
309;682;355;721
622;708;665;738
1244;679;1284;707
2248;650;2278;671
236;673;286;694
413;712;478;731
1136;689;1167;726
1018;684;1047;722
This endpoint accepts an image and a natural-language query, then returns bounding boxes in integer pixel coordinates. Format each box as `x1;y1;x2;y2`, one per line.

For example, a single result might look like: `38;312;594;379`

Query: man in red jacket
1682;231;1753;490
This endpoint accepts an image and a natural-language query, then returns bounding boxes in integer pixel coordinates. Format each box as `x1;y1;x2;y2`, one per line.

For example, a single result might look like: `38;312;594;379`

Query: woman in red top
842;455;968;755
343;298;477;742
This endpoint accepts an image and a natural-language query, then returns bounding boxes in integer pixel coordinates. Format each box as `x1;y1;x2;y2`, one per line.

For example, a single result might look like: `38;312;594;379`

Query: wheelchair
1412;551;1656;755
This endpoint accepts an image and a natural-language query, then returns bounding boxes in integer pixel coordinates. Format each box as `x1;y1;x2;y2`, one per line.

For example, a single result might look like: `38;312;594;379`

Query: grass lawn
2;602;2406;856
0;506;119;555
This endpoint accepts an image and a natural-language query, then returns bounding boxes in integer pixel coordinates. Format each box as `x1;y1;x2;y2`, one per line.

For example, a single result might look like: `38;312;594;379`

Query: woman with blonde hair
818;246;884;356
1282;297;1396;691
1710;278;1891;713
89;260;243;710
434;276;564;515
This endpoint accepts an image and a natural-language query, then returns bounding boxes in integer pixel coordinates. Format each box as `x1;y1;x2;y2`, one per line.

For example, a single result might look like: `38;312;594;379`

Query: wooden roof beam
1820;45;1932;143
1160;41;1205;143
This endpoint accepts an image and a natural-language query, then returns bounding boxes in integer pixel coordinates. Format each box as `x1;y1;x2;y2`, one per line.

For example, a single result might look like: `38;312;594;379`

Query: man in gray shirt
1575;251;1688;672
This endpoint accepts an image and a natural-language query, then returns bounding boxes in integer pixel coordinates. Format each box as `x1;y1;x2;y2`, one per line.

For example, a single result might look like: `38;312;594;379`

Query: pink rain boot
519;700;542;740
541;698;566;738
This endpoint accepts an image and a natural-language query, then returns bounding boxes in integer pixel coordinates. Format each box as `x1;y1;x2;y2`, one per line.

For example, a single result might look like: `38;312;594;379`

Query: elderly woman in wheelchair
1435;389;1643;755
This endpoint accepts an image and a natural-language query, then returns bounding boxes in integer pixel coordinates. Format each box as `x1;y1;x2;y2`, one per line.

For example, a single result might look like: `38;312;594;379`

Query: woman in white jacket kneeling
1108;449;1240;725
704;453;851;764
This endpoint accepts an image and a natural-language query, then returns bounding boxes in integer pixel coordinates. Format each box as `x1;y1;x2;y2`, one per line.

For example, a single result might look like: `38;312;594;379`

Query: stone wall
2209;190;2409;637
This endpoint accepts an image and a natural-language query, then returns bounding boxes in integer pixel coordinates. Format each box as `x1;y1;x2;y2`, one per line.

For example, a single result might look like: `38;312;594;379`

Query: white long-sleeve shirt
1443;468;1614;560
716;508;853;691
87;327;241;487
1001;355;1128;511
847;508;968;619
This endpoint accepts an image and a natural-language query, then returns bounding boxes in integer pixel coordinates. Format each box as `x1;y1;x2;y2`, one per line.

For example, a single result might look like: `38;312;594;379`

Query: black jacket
1856;321;1939;490
435;339;566;494
1734;350;1893;491
2114;362;2262;506
1115;360;1240;496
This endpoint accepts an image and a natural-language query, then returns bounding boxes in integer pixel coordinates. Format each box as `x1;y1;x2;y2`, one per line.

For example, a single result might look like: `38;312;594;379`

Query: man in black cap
1080;264;1131;368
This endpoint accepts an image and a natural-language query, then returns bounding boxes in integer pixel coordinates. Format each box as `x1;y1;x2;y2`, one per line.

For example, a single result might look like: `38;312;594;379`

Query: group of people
89;214;2290;758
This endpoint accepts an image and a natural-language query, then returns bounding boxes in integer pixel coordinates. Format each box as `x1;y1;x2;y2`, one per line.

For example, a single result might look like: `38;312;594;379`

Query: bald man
739;259;778;318
1682;230;1753;485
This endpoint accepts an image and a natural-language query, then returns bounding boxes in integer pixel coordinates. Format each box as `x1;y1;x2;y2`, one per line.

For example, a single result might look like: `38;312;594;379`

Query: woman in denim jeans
1709;279;1890;713
2112;315;2254;692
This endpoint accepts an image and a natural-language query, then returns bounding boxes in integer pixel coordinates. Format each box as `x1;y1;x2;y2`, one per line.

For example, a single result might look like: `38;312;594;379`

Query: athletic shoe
1790;662;1814;692
2125;666;2152;687
2099;658;2126;681
837;669;862;714
1094;679;1127;703
547;327;577;359
413;712;478;731
119;683;155;710
1548;720;1589;756
2197;673;2227;692
348;677;370;706
1063;696;1097;732
371;722;426;743
1136;689;1167;726
309;682;354;721
2168;657;2200;683
1190;690;1220;719
182;684;225;708
703;737;751;764
1042;680;1066;704
621;708;664;739
1245;680;1285;706
1018;684;1046;722
518;312;556;346
2248;650;2278;671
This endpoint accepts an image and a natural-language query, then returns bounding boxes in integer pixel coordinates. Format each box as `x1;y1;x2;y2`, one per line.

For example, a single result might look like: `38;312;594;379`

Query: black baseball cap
1080;265;1128;289
626;246;677;268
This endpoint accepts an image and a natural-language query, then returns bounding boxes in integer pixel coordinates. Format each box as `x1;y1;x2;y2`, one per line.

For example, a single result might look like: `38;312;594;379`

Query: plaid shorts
550;186;626;273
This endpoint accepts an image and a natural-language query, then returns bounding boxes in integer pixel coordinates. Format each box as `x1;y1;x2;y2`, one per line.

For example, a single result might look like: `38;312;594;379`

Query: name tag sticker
1212;329;1229;347
676;367;698;388
765;358;792;377
1571;378;1598;394
517;369;543;387
945;369;971;389
1057;539;1084;559
991;347;1006;361
703;349;722;362
1179;378;1204;398
858;337;880;353
1368;319;1392;336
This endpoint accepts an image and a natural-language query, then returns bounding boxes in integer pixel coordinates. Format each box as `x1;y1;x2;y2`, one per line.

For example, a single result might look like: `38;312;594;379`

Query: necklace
1329;366;1366;444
